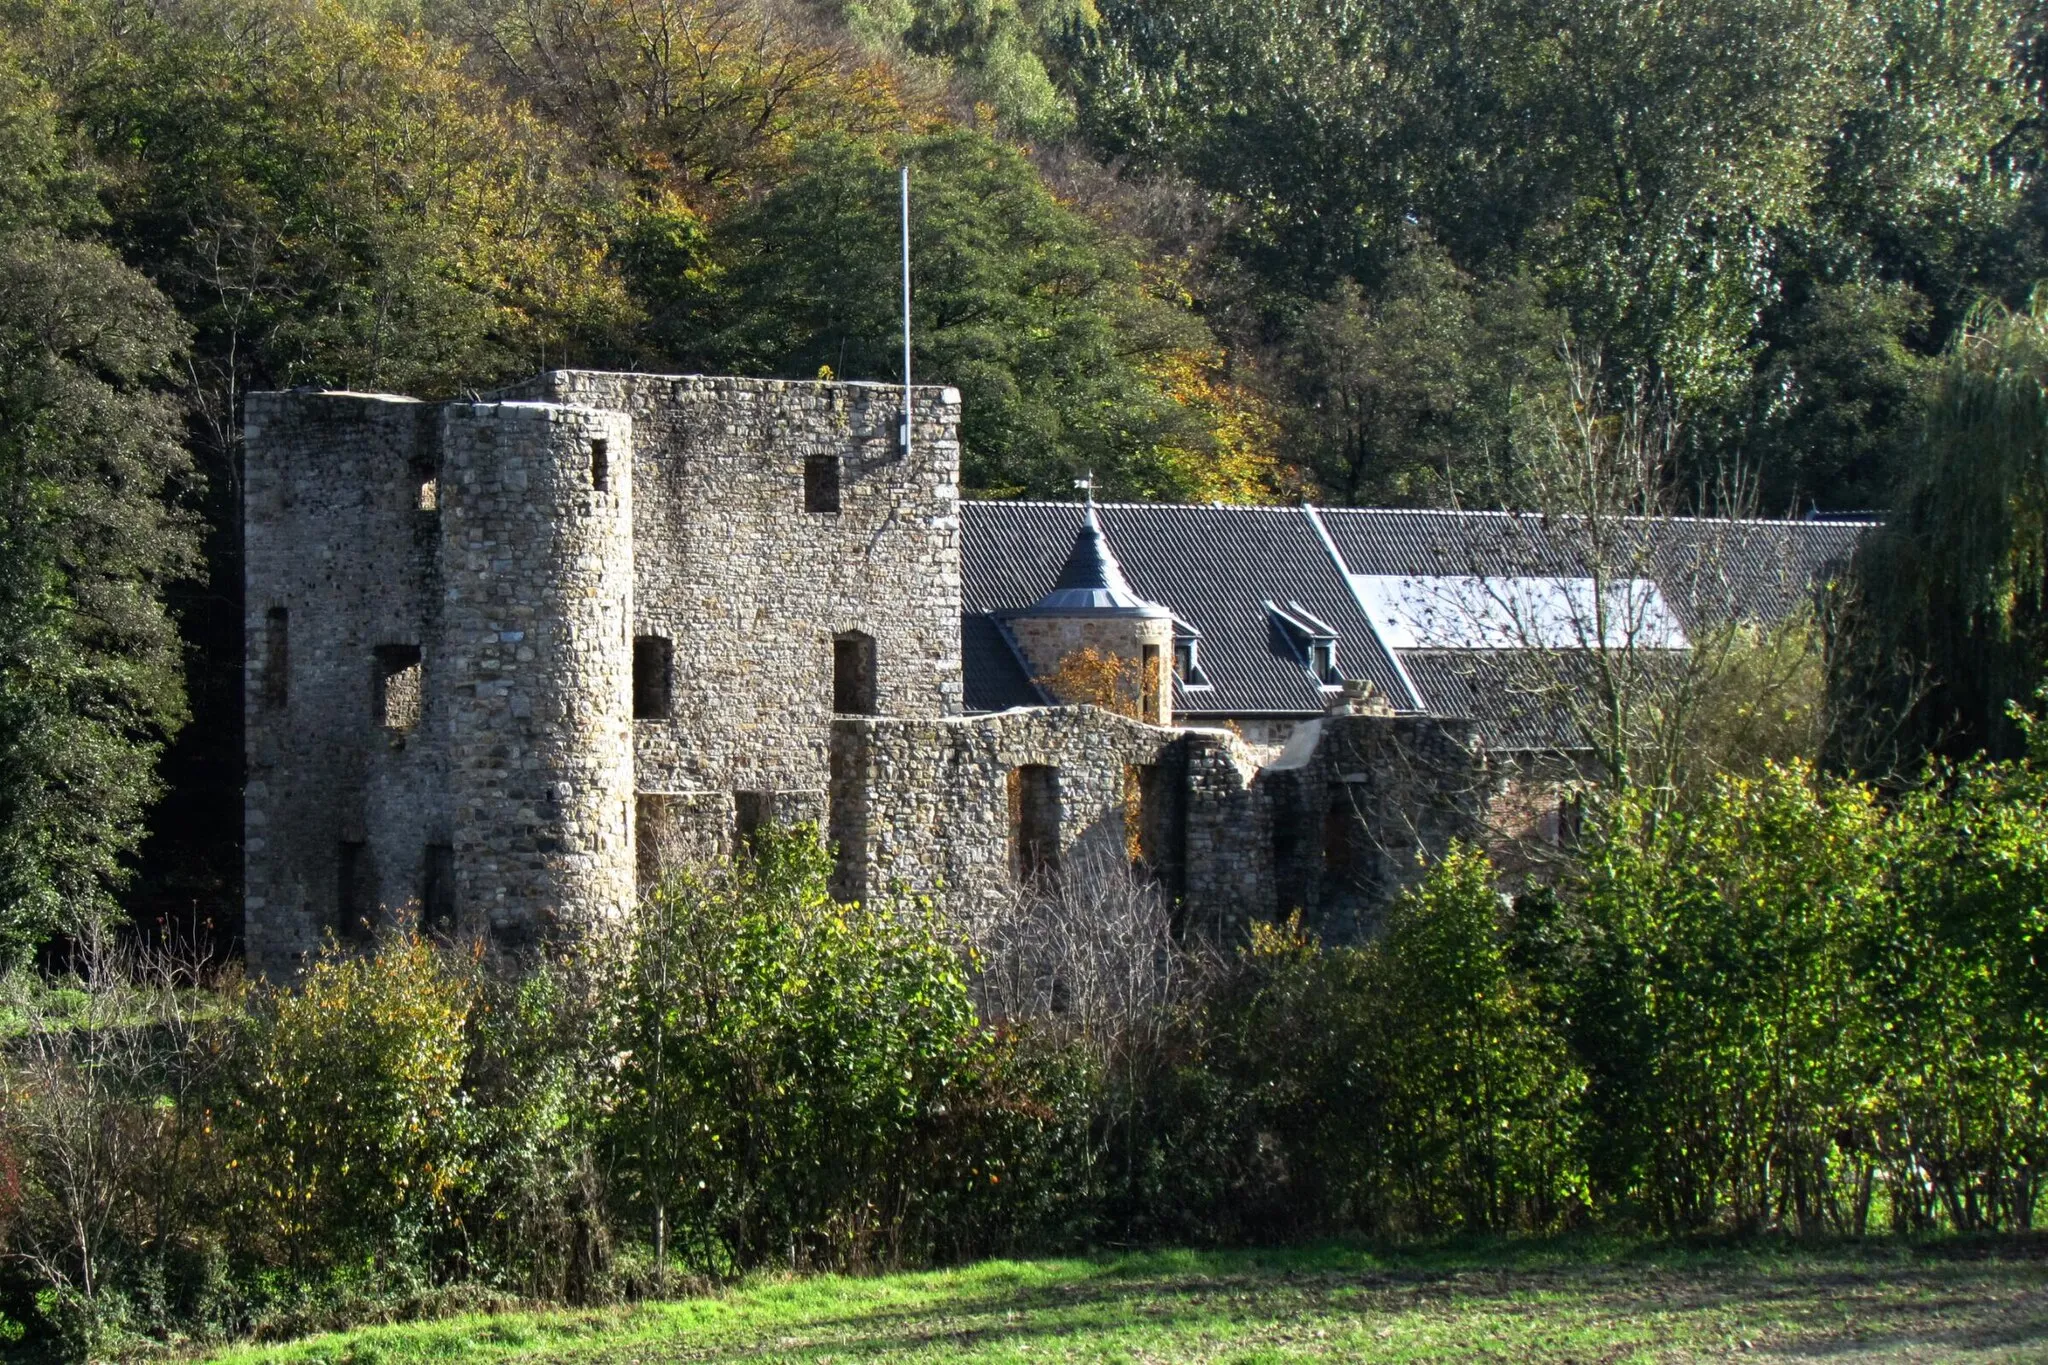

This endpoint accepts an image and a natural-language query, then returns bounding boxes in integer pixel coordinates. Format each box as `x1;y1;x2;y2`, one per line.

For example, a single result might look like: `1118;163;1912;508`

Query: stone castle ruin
243;370;1857;975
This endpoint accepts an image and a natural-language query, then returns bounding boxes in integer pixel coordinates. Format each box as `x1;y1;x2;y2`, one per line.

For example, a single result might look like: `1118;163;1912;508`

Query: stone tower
1007;499;1175;724
439;401;636;945
243;393;638;967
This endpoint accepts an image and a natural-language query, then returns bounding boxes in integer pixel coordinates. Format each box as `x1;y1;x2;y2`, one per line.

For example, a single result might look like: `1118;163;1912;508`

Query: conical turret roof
1017;501;1171;618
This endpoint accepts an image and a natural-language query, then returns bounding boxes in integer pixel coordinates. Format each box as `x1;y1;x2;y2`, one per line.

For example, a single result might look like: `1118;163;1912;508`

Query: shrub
603;827;1054;1276
1185;851;1586;1239
226;929;475;1273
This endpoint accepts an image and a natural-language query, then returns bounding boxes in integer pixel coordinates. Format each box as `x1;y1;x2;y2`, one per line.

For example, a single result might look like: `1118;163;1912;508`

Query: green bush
1172;850;1585;1240
226;931;476;1271
603;827;1075;1276
1559;763;1887;1233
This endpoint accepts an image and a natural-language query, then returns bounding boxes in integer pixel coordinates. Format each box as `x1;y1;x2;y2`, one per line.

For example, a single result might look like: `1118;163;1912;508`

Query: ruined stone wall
827;706;1186;919
1257;711;1490;941
500;373;965;840
244;391;443;972
825;701;1485;943
244;392;638;975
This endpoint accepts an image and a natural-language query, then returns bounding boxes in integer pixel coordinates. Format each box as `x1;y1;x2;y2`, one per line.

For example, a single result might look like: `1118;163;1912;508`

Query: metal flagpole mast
900;164;912;454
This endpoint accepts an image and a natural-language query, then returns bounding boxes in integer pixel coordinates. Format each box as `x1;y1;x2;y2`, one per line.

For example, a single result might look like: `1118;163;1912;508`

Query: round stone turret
1008;501;1175;724
440;401;635;946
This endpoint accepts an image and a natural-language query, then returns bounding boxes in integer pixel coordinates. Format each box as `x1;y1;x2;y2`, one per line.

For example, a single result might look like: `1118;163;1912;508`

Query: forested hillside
0;0;2044;935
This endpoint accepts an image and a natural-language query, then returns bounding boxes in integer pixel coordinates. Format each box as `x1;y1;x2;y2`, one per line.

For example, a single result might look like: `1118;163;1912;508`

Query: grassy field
201;1238;2048;1364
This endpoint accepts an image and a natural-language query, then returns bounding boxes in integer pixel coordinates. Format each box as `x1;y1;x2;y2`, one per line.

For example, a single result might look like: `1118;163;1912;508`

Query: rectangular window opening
264;606;289;708
591;438;610;492
374;644;423;731
805;454;842;514
1008;764;1061;884
417;477;439;512
1141;644;1162;719
1322;788;1357;879
633;635;673;719
833;631;877;715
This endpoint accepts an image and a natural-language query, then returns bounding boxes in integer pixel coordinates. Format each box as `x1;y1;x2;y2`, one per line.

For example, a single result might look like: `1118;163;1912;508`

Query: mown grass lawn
201;1238;2048;1364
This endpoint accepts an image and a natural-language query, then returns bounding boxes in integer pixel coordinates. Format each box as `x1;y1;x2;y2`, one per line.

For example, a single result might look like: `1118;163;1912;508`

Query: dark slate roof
962;502;1409;715
1318;509;1583;578
962;613;1045;712
960;501;1876;737
1398;651;1585;751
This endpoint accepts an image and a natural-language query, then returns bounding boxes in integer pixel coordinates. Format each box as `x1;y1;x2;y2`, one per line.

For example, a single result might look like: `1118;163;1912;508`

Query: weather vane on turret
1074;471;1095;511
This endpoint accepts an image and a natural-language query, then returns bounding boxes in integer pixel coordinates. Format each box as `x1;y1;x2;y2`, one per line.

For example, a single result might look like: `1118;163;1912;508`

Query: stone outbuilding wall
825;701;1487;941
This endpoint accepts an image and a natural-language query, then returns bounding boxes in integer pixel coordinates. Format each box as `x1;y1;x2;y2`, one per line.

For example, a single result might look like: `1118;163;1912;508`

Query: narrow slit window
591;438;610;492
833;631;876;715
1008;764;1061;883
374;644;423;731
264;606;289;708
633;636;673;719
805;454;841;514
1322;788;1356;878
1141;643;1162;718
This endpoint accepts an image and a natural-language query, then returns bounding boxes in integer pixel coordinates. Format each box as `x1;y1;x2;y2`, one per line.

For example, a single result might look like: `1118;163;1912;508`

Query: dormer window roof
1267;600;1342;686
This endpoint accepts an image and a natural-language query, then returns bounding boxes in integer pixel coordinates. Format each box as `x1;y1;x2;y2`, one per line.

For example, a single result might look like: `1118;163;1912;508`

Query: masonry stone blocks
244;371;1489;976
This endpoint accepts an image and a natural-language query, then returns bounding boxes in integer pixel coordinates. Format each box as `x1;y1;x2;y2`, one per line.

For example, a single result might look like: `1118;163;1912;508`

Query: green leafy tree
1564;764;1886;1232
1877;719;2048;1230
683;128;1214;496
228;930;477;1270
1287;240;1565;504
1066;0;2037;510
0;47;198;954
1839;294;2048;763
1362;847;1587;1229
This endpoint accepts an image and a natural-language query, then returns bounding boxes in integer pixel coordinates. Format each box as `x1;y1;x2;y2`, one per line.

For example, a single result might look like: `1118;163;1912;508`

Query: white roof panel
1353;574;1689;651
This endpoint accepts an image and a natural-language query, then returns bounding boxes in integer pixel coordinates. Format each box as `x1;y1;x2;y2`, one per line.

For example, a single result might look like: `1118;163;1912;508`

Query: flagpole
900;165;912;454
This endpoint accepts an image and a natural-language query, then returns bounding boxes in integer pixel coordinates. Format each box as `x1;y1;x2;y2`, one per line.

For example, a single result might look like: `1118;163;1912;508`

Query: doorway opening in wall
734;790;771;859
634;636;674;719
833;631;877;715
422;843;455;936
337;840;371;942
1008;764;1060;883
373;645;422;731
